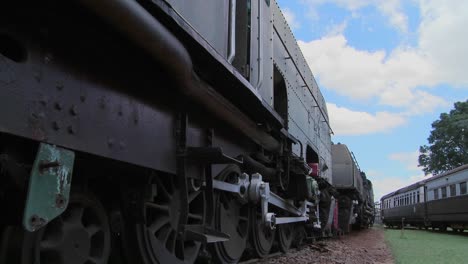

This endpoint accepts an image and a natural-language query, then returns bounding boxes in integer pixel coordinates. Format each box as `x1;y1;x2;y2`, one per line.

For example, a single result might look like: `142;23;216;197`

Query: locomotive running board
184;224;230;243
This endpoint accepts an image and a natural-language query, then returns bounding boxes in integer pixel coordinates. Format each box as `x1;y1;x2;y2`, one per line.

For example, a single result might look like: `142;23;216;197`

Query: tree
418;100;468;175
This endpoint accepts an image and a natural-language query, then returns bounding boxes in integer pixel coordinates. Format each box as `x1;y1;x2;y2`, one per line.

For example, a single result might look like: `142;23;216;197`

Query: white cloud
327;103;406;135
299;36;448;114
297;0;468;109
388;150;420;171
300;0;408;32
403;90;449;115
282;8;301;29
295;0;468;133
325;20;348;36
376;0;408;32
418;0;468;87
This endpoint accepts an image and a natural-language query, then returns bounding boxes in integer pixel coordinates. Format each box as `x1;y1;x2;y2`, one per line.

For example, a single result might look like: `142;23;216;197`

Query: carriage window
460;182;467;195
434;189;439;200
450;184;456;197
417;192;420;203
441;187;447;198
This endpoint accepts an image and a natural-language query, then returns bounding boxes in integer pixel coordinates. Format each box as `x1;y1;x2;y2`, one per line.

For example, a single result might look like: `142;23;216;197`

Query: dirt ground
258;227;394;264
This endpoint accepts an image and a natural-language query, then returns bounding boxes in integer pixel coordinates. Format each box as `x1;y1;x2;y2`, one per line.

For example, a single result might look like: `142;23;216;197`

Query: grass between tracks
384;228;468;264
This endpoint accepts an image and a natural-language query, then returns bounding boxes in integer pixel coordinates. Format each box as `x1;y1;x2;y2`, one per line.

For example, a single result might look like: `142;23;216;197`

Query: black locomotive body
381;164;468;231
0;0;373;263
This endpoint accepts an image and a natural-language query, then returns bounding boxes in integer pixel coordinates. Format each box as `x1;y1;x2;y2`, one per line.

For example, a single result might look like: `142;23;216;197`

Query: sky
276;0;468;201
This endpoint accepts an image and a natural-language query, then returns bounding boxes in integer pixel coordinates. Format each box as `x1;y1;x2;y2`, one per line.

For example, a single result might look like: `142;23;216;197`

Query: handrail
256;0;263;89
227;0;236;63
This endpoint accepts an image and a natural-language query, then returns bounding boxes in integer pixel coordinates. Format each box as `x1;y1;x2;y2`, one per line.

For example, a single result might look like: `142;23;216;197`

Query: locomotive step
184;224;230;243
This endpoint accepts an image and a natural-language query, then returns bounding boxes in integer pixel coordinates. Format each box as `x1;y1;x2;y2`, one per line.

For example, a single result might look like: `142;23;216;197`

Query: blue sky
276;0;468;200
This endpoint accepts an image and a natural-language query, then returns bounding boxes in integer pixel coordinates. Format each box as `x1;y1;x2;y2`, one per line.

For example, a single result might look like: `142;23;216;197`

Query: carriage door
421;186;428;223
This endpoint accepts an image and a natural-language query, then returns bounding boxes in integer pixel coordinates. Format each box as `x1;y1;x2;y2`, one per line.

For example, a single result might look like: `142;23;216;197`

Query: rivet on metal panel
67;125;75;135
52;121;60;130
108;138;114;148
34;71;42;82
54;102;63;111
39;95;48;106
70;105;78;116
118;141;126;150
29;215;46;231
56;82;64;91
99;97;106;109
44;54;52;64
55;194;66;209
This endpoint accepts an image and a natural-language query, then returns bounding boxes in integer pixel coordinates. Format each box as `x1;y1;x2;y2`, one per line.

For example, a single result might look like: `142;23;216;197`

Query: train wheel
250;206;276;258
212;165;250;263
129;174;205;264
277;224;294;253
0;191;111;264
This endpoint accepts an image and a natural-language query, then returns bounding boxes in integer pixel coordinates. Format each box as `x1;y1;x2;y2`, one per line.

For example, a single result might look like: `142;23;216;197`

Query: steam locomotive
0;0;374;263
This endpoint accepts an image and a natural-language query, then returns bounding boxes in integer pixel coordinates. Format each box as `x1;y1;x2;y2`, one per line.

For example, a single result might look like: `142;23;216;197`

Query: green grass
384;228;468;264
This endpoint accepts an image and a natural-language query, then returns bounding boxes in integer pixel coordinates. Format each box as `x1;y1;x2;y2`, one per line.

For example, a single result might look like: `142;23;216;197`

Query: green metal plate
23;143;75;232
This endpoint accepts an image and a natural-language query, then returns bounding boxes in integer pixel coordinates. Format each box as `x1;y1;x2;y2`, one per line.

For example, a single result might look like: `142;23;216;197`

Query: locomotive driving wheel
277;223;294;253
250;206;276;258
127;174;205;264
212;165;250;263
0;191;111;264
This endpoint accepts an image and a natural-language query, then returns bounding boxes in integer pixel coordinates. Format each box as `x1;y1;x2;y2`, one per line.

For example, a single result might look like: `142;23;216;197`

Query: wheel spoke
188;213;203;221
148;216;171;233
63;206;84;224
188;190;201;203
145;202;170;212
239;216;249;222
39;239;60;251
86;224;102;237
168;231;177;253
156;177;172;200
155;224;171;244
158;226;172;245
74;207;85;222
86;256;99;264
